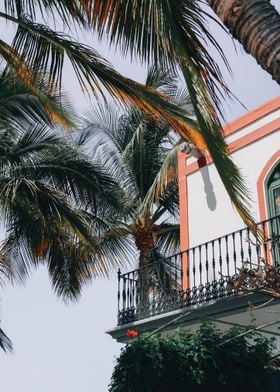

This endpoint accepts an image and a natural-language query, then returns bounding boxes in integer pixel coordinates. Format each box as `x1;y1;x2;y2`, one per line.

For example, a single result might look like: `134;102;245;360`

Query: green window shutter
266;163;280;265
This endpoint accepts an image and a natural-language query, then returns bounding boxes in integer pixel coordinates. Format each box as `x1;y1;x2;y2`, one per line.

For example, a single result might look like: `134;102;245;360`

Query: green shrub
109;322;278;392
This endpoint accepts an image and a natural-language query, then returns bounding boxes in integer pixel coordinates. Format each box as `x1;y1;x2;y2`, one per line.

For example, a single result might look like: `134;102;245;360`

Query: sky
0;2;280;392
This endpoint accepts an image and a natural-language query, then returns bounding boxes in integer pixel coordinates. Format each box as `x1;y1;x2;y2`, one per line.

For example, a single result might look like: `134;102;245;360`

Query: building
107;97;280;346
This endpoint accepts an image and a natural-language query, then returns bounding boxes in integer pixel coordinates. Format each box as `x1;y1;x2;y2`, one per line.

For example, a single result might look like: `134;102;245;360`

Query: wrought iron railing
117;215;280;325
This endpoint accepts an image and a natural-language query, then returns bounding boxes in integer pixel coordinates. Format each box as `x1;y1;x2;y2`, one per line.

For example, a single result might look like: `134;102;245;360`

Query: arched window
267;163;280;218
266;163;280;265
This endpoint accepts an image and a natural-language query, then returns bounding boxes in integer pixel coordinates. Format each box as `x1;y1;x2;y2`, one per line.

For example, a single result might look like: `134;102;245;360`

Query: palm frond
1;224;96;300
145;65;178;96
0;41;73;128
0;12;205;147
153;182;180;221
87;0;230;108
0;260;8;286
1;201;102;300
0;73;55;128
156;223;180;256
94;232;137;273
0;121;136;295
47;217;136;300
0;170;101;271
0;327;12;353
0;123;127;212
141;143;180;216
145;247;182;293
174;85;194;114
46;233;96;301
79;110;140;204
4;0;87;27
81;101;127;157
13;181;94;239
33;149;123;208
86;0;254;229
1;233;35;284
1;124;62;161
82;101;122;136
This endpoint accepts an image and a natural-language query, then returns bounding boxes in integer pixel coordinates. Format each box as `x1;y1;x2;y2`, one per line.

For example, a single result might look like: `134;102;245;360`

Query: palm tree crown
0;73;130;351
82;67;190;272
0;73;128;300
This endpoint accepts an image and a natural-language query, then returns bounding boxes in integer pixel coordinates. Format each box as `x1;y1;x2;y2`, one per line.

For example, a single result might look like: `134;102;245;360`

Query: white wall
183;114;280;288
187;121;280;248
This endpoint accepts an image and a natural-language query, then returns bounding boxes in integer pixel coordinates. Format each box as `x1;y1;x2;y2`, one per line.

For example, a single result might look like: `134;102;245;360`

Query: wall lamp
179;142;203;160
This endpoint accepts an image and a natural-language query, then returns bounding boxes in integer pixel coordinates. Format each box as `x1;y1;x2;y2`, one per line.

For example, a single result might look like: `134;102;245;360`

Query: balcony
108;215;280;342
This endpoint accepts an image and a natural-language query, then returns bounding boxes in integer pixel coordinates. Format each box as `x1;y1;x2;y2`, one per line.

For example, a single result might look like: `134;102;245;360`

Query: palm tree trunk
208;0;280;83
137;247;152;317
134;224;156;317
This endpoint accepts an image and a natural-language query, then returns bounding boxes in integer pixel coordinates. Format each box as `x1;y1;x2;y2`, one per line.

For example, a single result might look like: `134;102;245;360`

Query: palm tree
0;117;127;301
1;1;254;231
208;0;280;84
0;74;133;350
0;71;72;351
82;67;190;305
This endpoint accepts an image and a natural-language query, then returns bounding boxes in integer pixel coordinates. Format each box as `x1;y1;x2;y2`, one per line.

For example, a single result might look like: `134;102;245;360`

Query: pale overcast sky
1;2;280;392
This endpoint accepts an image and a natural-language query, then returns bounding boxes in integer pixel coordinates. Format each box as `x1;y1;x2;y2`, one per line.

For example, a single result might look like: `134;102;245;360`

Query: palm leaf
0;124;62;162
156;223;180;256
0;42;73;128
0;122;135;295
0;327;12;353
0;123;126;211
86;0;254;230
1;223;95;300
141;143;180;216
94;232;137;272
153;182;180;222
145;66;178;96
80;109;141;205
47;218;136;299
4;0;87;26
46;232;97;301
0;72;70;128
145;247;182;293
87;0;230;107
0;197;99;299
0;12;205;147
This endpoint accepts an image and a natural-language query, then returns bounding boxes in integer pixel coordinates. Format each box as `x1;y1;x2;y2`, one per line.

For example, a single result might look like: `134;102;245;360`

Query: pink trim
257;149;280;265
178;153;189;290
182;117;280;176
223;96;280;137
257;149;280;222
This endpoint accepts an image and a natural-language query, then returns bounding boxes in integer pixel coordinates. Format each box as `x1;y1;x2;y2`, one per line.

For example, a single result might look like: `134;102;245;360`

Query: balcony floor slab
107;291;280;344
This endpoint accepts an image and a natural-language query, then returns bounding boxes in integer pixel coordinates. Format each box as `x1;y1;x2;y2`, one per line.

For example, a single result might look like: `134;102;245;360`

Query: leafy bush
109;322;278;392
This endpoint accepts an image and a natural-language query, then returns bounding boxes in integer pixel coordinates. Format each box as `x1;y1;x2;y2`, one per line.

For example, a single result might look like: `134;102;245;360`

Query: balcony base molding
107;291;280;344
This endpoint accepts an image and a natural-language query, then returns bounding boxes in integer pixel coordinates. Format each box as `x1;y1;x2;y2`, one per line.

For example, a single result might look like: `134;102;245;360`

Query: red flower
126;329;138;338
